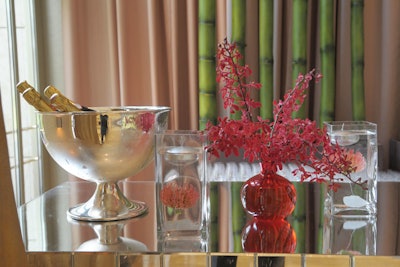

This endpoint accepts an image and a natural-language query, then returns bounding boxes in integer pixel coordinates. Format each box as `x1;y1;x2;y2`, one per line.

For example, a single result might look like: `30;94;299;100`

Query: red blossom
206;38;366;190
135;112;155;132
160;182;200;209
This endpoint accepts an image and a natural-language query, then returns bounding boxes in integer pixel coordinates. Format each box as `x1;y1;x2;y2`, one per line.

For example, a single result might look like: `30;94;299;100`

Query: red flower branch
206;38;366;190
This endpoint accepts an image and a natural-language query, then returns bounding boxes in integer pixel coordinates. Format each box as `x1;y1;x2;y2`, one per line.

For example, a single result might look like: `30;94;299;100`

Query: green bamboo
351;227;367;254
348;0;366;253
292;182;307;253
318;0;336;253
198;0;217;130
291;0;308;119
351;0;365;120
230;0;246;121
319;0;336;126
349;184;366;254
291;0;308;253
231;0;246;65
198;0;218;251
230;0;247;252
318;183;327;253
259;0;274;120
231;181;246;252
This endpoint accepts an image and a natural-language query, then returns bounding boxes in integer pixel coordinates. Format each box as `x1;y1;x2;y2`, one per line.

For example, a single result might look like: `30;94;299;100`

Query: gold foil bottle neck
16;80;32;93
44;85;81;112
17;81;54;112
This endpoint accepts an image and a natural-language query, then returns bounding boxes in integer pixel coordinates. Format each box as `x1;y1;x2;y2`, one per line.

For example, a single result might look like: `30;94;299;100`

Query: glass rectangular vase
324;121;378;218
155;130;209;252
322;214;377;255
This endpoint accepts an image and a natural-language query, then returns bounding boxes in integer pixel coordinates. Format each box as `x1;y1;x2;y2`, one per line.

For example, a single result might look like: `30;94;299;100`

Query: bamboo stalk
319;0;336;126
291;0;308;119
351;0;365;120
230;0;248;252
198;0;217;130
259;0;274;120
291;0;308;253
231;181;246;252
291;182;306;253
318;0;336;253
318;183;327;253
198;0;218;251
230;0;246;121
231;0;246;64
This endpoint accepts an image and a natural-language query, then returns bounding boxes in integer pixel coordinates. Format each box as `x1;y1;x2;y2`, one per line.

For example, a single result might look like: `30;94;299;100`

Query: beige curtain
62;0;223;130
62;0;400;254
62;0;400;170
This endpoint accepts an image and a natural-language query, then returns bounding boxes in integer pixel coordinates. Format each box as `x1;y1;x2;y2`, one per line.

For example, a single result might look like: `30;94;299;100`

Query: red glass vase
240;170;297;253
241;171;296;219
241;217;296;253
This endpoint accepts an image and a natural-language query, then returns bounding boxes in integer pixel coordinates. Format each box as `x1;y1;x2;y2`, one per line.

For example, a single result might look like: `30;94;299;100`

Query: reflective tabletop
19;181;158;252
18;178;400;255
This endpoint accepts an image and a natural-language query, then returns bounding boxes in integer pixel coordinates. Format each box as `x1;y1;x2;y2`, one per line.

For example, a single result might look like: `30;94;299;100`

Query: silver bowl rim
36;106;171;115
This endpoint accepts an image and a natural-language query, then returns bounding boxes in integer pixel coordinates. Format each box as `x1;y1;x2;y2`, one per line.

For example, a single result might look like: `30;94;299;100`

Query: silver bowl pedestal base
68;182;148;222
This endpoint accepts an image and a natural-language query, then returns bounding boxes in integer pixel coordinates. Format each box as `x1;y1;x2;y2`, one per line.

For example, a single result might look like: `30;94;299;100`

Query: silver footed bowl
38;106;170;221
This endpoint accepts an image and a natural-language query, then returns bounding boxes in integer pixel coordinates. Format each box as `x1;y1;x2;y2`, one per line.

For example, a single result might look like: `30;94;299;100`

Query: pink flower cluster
206;38;366;190
160;182;200;209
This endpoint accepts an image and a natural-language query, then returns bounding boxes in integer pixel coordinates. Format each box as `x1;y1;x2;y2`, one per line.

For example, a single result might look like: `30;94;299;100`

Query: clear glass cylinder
323;121;377;255
324;121;378;217
155;130;208;252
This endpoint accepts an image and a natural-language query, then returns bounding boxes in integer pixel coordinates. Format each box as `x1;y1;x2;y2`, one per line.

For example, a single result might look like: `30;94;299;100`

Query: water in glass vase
156;140;207;252
325;122;378;218
160;175;202;233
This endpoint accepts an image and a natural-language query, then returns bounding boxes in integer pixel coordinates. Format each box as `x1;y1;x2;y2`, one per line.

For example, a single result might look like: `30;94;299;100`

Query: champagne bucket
37;106;170;221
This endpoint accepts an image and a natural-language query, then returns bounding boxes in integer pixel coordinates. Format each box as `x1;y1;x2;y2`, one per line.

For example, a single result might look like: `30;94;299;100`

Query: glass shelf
19;181;157;252
18;180;400;266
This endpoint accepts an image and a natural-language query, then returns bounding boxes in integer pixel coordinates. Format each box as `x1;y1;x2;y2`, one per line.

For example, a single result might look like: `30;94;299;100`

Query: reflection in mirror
70;218;147;252
18;177;400;255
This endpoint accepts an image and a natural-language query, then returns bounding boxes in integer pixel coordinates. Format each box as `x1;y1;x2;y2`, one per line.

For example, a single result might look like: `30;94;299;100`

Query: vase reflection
18;179;387;254
68;217;148;252
242;218;296;253
322;214;377;255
